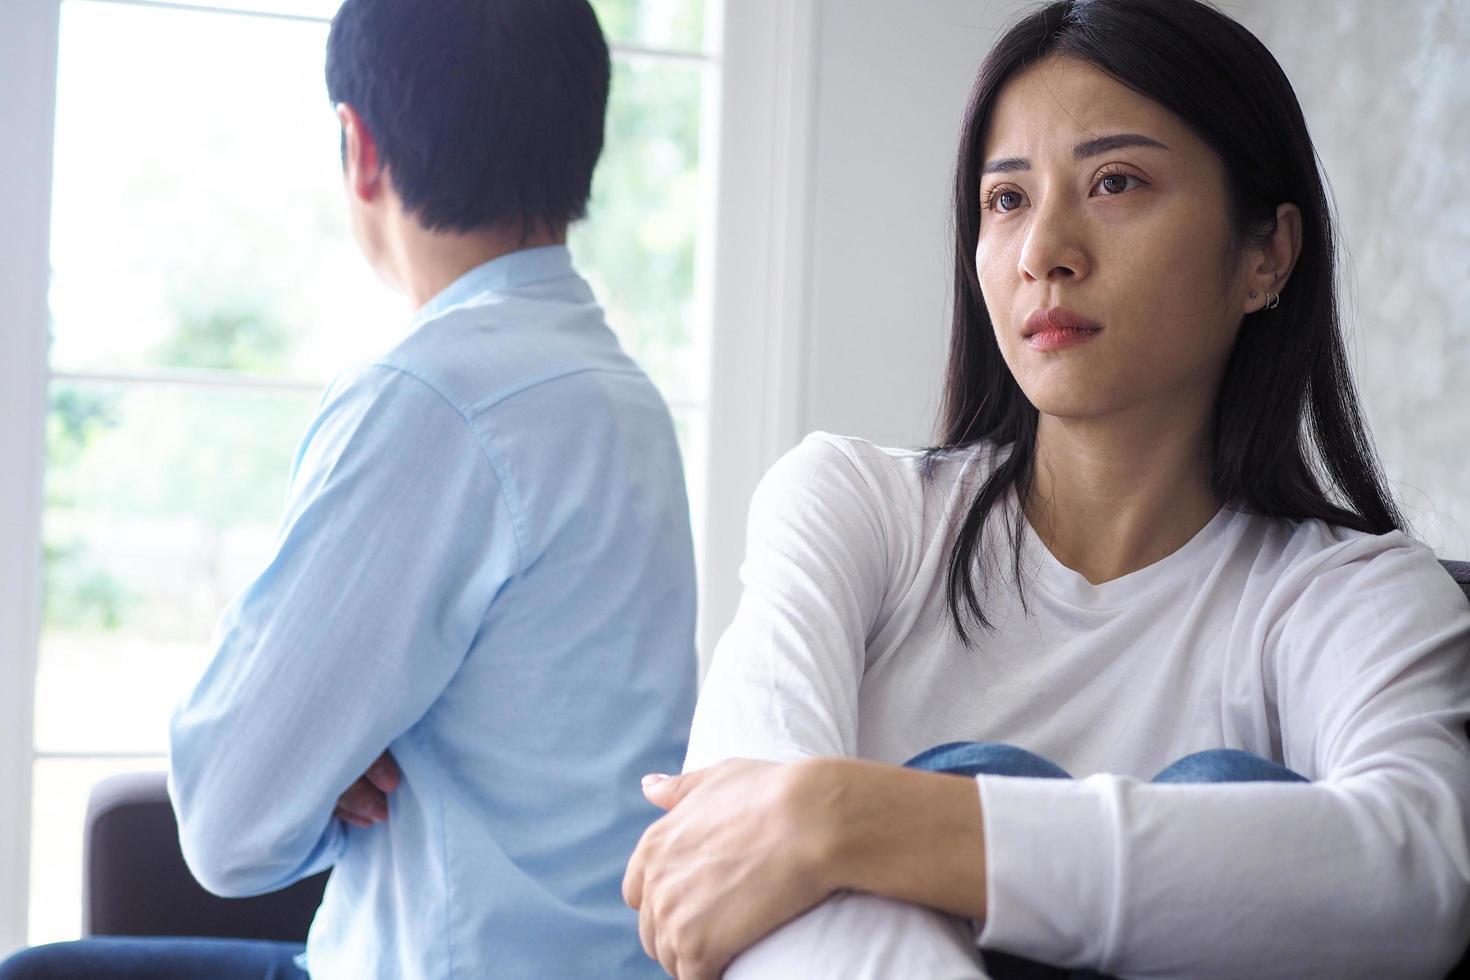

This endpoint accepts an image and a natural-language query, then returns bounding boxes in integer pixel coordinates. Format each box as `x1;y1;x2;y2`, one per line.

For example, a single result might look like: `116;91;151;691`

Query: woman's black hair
930;0;1405;645
325;0;610;238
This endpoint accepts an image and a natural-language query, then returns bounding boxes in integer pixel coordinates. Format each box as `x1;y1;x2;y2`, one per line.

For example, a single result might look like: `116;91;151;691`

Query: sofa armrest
85;770;329;942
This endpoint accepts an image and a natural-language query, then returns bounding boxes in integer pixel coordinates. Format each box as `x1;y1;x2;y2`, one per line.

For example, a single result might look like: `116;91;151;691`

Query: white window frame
0;0;60;955
698;0;820;663
0;0;767;955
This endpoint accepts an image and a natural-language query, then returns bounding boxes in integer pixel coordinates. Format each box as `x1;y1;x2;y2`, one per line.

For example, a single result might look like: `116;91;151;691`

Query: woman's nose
1017;198;1091;283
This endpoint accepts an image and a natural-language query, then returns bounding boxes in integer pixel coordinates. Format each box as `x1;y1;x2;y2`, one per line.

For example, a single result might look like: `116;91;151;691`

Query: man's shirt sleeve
168;363;521;897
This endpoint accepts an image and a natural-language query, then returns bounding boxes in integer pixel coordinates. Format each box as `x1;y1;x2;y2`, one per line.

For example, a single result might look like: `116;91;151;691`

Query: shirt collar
412;245;577;325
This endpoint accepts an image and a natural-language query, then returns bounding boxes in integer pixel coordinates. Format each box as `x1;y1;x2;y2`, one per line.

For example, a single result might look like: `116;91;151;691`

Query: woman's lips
1023;307;1103;352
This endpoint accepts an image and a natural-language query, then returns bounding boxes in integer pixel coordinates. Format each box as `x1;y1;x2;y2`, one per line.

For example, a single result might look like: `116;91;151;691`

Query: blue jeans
0;937;307;979
903;741;1308;980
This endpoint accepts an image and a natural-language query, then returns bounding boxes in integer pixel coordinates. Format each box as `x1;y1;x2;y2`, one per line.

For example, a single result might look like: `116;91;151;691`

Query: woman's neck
1024;409;1221;585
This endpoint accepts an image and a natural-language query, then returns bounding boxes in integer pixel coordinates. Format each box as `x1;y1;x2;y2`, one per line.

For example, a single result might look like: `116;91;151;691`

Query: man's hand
334;751;402;829
622;759;840;980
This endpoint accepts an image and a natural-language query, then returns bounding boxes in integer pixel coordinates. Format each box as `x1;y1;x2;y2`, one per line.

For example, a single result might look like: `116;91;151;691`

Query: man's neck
384;217;566;311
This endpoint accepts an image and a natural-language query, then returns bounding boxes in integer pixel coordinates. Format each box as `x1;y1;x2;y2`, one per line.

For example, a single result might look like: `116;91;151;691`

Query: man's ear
336;102;385;203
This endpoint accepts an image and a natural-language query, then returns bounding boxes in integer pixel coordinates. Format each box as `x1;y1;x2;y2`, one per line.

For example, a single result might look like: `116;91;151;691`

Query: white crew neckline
1013;489;1240;609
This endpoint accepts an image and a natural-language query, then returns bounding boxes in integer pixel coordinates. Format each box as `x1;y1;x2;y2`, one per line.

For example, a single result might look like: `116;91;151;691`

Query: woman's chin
1023;386;1139;424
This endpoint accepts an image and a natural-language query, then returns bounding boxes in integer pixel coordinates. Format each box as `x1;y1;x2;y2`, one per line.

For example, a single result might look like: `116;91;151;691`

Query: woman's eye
983;171;1142;215
986;188;1026;213
1094;171;1142;196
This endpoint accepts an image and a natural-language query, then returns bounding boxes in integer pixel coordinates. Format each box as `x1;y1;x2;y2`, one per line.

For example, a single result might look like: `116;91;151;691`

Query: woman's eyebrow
980;133;1170;175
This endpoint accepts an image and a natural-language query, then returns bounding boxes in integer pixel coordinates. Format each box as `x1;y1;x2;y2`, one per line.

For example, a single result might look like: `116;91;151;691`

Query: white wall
701;0;1002;659
798;0;1000;448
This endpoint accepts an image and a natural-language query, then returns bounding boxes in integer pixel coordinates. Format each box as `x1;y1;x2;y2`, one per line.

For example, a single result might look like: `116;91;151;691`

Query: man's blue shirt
168;246;697;978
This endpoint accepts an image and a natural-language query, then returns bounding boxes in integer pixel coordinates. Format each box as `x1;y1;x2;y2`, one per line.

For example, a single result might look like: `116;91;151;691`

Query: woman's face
975;55;1250;427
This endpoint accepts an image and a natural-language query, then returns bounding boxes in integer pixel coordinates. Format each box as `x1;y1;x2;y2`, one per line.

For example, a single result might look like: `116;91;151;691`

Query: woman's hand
623;756;988;978
622;758;842;979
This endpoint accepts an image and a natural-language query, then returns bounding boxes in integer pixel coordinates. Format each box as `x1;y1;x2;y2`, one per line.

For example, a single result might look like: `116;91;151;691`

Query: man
0;1;696;976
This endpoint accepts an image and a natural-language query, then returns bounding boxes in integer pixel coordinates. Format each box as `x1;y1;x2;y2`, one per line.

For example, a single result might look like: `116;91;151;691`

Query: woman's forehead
981;55;1191;162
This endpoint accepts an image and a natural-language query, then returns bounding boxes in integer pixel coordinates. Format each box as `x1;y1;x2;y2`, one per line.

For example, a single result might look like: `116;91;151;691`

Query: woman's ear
1242;202;1302;314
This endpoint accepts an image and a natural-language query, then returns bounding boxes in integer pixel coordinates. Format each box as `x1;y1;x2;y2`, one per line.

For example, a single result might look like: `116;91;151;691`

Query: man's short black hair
325;0;610;236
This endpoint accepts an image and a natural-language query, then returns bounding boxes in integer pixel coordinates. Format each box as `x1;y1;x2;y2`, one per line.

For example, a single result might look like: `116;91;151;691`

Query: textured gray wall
1230;0;1470;557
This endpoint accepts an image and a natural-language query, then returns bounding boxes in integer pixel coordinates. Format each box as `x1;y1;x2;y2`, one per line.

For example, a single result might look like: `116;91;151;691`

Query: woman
623;0;1470;977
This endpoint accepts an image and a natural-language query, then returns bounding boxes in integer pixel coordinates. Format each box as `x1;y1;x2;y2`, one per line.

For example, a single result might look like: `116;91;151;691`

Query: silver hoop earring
1264;290;1281;311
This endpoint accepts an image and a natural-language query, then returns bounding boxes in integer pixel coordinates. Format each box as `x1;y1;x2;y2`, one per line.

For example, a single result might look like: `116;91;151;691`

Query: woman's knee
725;892;985;979
904;741;1072;779
1151;748;1308;784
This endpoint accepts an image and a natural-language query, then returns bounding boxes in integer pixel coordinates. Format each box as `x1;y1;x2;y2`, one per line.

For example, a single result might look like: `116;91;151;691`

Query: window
20;0;718;945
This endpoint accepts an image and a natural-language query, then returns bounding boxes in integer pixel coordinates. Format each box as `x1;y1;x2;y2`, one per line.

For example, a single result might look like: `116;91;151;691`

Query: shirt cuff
974;773;1122;969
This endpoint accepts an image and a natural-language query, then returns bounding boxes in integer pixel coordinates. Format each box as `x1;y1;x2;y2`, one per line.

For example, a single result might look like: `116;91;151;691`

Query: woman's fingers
643;764;720;810
623;832;649;909
638;894;660;965
655;931;679;978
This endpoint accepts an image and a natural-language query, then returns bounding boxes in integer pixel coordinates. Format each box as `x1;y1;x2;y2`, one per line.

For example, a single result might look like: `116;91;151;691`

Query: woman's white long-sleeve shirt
685;432;1470;979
